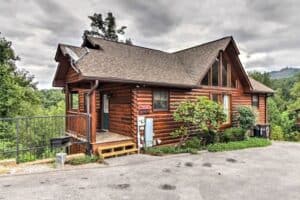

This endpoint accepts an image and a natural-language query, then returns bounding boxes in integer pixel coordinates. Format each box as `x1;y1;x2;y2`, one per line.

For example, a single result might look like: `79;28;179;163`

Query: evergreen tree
83;12;130;43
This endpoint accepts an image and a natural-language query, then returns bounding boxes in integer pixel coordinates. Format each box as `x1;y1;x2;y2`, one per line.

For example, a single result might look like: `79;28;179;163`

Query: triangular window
201;52;237;88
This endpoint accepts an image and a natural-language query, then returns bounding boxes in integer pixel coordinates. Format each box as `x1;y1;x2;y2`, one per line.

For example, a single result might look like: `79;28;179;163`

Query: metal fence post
16;119;20;164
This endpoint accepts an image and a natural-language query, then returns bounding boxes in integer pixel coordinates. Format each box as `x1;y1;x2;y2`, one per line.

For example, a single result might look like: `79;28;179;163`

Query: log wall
132;83;267;145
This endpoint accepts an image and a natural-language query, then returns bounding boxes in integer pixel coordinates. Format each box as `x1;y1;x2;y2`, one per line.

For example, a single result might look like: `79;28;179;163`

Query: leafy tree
38;89;64;109
267;98;281;126
83;12;131;43
248;71;272;87
172;97;226;146
0;34;40;118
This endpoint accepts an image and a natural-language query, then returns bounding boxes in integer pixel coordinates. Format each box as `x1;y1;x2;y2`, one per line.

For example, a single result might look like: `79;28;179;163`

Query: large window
153;90;169;111
70;92;79;110
222;57;228;87
212;60;219;86
252;95;259;109
223;94;230;123
201;53;234;88
211;93;231;124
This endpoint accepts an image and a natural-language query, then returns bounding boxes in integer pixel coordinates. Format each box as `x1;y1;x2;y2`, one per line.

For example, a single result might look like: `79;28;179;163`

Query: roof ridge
86;35;170;54
59;43;82;49
172;36;233;54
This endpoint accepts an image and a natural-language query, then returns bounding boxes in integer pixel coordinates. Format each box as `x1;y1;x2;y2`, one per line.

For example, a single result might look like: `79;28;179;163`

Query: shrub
221;128;246;142
207;138;271;152
67;155;100;165
144;146;196;156
236;106;256;130
199;130;219;145
182;137;202;149
172;97;226;146
284;131;300;142
270;125;284;140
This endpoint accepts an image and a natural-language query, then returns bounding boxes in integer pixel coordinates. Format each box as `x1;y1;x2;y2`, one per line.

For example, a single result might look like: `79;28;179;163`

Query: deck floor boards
95;131;132;144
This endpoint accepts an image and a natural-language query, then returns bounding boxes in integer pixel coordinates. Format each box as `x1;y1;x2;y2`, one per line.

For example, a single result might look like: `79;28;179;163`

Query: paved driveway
0;142;300;200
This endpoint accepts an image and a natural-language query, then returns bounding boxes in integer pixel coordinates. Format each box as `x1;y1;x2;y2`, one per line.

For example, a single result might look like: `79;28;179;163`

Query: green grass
66;155;101;165
207;138;272;152
144;146;198;156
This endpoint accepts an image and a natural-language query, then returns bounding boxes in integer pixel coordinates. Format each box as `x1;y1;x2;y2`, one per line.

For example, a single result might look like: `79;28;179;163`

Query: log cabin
53;36;274;157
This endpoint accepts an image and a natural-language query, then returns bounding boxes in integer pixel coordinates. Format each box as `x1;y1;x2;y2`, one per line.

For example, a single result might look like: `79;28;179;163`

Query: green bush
182;137;202;149
284;131;300;142
236;106;256;130
66;155;100;165
207;138;271;152
145;145;198;156
172;96;226;147
199;130;219;145
221;128;247;142
270;125;284;140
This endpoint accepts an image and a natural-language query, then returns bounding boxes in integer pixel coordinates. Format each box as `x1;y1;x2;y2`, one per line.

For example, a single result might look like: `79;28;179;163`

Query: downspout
86;80;99;155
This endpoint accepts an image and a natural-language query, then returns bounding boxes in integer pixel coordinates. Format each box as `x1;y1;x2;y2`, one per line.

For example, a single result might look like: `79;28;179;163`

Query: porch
64;82;137;157
95;131;132;144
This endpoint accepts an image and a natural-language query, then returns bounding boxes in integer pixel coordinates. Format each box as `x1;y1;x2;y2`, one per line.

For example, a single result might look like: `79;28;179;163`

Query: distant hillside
269;67;300;79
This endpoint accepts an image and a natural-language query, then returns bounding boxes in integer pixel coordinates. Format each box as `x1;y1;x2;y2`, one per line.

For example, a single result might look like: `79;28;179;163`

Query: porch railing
0;114;89;163
66;111;89;141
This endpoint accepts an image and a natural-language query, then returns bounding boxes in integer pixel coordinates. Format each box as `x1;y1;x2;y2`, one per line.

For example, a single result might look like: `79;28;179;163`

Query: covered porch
64;81;137;155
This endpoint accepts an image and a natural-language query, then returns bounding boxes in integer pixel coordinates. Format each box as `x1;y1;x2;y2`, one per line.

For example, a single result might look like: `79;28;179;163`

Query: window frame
83;92;88;113
69;91;79;111
152;89;169;112
252;94;259;109
222;94;231;125
210;93;232;126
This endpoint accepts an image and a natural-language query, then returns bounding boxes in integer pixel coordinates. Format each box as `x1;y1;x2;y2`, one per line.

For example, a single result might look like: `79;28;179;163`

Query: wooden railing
66;111;89;141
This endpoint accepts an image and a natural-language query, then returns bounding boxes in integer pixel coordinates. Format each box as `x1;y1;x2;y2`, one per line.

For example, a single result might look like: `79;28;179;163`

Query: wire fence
0;115;88;163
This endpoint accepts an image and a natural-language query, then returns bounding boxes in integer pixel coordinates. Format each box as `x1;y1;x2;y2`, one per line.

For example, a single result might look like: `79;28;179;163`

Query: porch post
65;84;69;132
90;90;97;144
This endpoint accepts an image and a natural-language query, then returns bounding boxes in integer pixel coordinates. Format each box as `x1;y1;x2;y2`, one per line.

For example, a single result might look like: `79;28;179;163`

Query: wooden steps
97;141;137;159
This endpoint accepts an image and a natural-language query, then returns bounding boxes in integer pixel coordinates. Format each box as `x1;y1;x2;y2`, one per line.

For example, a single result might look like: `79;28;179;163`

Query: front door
101;94;109;131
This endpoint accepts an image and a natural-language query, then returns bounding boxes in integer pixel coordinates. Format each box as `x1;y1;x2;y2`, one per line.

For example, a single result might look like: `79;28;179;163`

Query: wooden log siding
65;67;80;83
66;82;267;146
258;95;266;124
132;84;267;145
100;83;134;138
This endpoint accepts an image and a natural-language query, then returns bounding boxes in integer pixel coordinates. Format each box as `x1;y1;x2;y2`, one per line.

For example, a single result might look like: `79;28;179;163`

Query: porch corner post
90;90;97;144
87;80;99;153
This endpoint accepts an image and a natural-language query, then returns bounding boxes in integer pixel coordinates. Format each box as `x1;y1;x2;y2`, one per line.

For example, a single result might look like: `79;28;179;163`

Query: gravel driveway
0;141;300;200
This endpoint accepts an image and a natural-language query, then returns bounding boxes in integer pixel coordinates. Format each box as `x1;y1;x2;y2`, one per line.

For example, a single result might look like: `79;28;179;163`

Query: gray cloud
117;0;180;37
0;0;300;88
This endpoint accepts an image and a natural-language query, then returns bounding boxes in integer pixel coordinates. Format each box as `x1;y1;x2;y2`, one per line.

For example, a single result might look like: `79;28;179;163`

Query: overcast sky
1;0;300;89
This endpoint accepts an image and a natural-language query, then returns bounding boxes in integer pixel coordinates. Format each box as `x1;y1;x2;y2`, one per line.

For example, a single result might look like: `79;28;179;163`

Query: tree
248;71;272;87
83;12;131;43
172;97;226;146
0;34;40;118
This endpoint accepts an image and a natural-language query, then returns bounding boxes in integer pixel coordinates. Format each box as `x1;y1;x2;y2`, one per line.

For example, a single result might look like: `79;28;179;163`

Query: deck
95;131;132;144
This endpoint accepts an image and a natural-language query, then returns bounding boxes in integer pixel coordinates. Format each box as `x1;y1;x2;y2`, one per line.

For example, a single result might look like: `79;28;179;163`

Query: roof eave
80;75;198;89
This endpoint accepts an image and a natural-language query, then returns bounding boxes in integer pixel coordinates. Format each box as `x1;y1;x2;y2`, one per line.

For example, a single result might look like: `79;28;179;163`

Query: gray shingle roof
249;77;274;93
55;36;274;93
